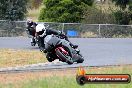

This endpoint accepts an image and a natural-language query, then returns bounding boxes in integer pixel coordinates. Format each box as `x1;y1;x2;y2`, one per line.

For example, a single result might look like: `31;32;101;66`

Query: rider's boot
64;36;78;49
70;43;78;49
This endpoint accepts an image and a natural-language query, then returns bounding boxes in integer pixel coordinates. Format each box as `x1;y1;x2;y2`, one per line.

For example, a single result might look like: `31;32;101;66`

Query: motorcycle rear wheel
56;49;73;64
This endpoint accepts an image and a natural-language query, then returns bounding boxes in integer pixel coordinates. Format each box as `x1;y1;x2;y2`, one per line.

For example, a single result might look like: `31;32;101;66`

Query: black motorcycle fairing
44;35;77;57
44;35;60;52
44;34;84;64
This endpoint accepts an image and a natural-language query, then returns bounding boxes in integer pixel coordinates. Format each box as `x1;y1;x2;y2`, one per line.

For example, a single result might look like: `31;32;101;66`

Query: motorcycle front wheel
76;54;84;63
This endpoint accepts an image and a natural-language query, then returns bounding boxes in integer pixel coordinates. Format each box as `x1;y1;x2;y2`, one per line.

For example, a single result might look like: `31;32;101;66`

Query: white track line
0;59;64;72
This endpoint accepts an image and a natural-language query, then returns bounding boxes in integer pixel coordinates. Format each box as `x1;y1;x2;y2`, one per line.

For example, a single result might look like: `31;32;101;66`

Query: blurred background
0;0;132;37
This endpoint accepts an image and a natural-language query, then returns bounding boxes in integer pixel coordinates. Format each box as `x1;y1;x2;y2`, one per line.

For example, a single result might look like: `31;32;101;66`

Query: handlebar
53;34;66;39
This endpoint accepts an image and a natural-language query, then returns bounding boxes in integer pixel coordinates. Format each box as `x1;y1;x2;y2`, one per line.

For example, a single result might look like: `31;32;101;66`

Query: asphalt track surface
0;37;132;72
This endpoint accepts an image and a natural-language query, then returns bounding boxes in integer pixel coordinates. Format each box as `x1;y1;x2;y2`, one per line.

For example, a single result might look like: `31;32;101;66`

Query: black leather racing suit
26;22;37;36
26;22;37;45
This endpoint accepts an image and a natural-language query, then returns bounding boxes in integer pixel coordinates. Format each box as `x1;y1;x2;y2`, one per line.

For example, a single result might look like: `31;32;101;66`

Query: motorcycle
44;34;84;64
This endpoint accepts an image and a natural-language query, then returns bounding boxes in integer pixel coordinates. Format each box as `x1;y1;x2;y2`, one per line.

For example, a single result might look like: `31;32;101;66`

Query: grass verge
0;49;47;67
0;65;131;88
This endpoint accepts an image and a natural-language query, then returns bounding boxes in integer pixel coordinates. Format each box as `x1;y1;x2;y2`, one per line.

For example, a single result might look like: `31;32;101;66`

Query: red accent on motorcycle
55;47;68;55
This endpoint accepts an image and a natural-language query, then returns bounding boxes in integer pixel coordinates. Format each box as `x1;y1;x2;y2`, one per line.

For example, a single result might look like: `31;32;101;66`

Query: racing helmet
36;24;46;37
27;19;33;23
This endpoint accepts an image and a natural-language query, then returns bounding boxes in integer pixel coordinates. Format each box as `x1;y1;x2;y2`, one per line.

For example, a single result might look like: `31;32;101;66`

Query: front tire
56;49;73;64
47;57;53;62
46;52;55;62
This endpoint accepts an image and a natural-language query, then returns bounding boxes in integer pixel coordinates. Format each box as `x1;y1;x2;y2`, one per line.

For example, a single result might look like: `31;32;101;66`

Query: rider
35;24;78;61
26;19;38;46
36;24;78;62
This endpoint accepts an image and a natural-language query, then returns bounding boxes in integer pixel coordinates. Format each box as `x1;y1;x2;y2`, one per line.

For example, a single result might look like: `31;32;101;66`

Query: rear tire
77;54;84;63
56;49;73;65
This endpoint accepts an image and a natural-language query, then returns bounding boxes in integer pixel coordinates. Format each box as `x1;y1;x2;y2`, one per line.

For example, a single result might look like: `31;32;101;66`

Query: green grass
27;1;118;21
21;77;132;88
0;65;131;88
0;49;47;67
